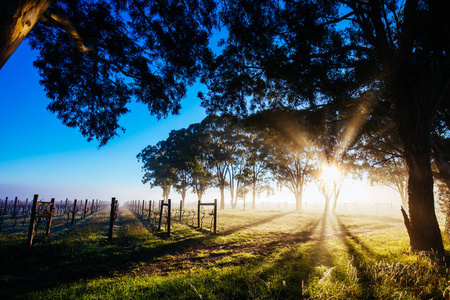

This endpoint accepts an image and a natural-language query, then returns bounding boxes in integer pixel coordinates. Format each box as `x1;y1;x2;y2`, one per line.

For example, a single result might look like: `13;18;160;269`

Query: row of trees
2;0;449;254
137;112;403;214
137;116;270;210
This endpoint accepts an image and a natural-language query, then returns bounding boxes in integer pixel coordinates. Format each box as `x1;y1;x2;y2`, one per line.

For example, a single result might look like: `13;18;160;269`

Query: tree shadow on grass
333;214;378;297
218;211;297;236
0;209;320;298
246;217;322;297
5;209;390;299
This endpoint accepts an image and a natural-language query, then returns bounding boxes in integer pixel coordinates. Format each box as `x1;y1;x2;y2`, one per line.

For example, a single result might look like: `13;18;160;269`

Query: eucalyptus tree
273;138;317;212
203;115;253;209
225;126;252;209
367;158;408;208
312;104;366;214
314;154;358;214
164;128;195;208
201;116;232;209
2;0;216;146
201;0;450;254
188;122;214;201
137;141;176;201
244;130;274;209
248;109;319;211
202;115;272;209
351;97;409;208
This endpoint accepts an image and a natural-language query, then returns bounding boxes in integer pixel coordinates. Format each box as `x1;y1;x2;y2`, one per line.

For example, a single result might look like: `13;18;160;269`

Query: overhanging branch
39;7;95;54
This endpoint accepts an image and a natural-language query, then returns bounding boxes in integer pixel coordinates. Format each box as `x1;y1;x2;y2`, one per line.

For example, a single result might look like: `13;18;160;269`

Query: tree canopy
2;0;216;146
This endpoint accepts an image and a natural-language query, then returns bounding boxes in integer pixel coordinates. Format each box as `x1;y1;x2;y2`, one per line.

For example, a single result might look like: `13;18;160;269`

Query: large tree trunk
180;188;186;209
331;194;337;213
0;0;54;69
295;186;302;211
252;180;256;210
323;194;331;214
398;94;444;254
219;185;225;210
401;136;444;254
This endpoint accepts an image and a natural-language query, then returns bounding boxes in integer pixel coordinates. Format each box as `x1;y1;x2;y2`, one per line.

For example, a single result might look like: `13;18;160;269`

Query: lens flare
321;165;340;185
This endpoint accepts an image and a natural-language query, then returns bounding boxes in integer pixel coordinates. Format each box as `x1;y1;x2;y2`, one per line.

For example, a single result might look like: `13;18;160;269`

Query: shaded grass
1;207;449;299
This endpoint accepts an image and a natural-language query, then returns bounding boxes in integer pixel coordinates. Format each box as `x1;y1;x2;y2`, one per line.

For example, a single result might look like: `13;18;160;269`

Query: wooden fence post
12;197;19;229
3;196;8;215
148;200;152;221
12;196;18;217
180;200;182;222
27;194;39;246
83;199;88;218
214;199;217;234
64;198;68;214
158;200;163;231
197;200;201;228
22;198;29;226
44;198;55;236
167;199;171;236
0;197;7;232
71;199;78;226
3;196;8;217
108;197;118;241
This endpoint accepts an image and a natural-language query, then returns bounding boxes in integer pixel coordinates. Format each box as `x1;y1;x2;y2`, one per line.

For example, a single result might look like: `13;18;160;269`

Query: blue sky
0;41;207;202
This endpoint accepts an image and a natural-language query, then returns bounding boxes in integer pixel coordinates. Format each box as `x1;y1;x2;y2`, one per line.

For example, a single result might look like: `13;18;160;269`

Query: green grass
1;207;449;299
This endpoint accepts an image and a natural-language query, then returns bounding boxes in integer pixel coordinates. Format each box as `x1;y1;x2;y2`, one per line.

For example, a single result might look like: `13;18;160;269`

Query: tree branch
39;7;94;53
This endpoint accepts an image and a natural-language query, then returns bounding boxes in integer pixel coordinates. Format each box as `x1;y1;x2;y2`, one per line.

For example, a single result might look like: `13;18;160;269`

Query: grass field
0;206;449;299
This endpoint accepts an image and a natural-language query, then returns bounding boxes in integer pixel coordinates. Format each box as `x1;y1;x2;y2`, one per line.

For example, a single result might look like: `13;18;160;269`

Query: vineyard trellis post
27;195;55;246
158;200;163;231
13;196;18;217
198;199;217;234
83;199;88;218
214;199;217;234
0;196;8;232
179;200;182;222
27;194;39;246
64;198;68;214
44;198;55;236
2;197;8;215
148;200;152;221
91;199;95;214
21;198;29;226
157;199;171;236
71;199;78;226
108;197;118;242
197;200;201;228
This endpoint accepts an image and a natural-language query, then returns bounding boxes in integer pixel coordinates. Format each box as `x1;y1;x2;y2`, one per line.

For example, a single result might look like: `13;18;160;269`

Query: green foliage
27;0;217;146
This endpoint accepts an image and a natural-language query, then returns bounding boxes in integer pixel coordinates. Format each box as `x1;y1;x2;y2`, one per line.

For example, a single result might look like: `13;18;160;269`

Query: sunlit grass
1;207;449;299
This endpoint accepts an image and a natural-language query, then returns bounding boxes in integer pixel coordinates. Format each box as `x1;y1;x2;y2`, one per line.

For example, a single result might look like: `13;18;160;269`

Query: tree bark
219;186;225;210
323;194;330;214
0;0;54;69
295;186;302;211
252;180;256;210
398;95;445;254
402;145;443;254
331;194;337;213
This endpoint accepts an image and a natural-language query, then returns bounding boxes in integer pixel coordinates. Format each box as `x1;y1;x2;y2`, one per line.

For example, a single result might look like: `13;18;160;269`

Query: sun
321;165;340;185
